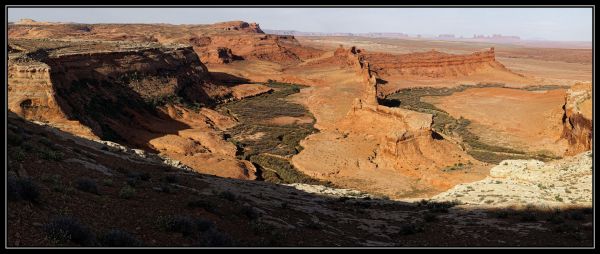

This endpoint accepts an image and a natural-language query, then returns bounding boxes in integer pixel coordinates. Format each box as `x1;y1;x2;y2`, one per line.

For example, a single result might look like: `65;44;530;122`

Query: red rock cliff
561;82;593;155
363;48;512;78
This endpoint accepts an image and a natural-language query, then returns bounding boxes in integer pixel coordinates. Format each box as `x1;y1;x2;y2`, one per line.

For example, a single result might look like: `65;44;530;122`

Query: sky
7;7;594;41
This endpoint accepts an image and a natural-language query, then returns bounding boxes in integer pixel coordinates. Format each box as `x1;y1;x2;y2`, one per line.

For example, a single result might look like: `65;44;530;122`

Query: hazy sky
7;7;593;41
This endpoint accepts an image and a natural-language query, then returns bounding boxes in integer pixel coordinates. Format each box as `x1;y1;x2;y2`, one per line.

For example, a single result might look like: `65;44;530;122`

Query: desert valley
6;13;593;247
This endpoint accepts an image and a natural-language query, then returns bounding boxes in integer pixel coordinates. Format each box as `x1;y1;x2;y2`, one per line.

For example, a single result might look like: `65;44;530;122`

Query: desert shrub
16;178;41;202
39;137;53;147
240;205;259;220
44;216;96;246
7;175;20;201
99;229;143;247
218;191;237;202
42;174;65;192
126;177;138;187
250;155;325;185
38;147;64;161
9;148;26;162
421;200;457;213
399;223;423;235
75;178;99;194
187;199;215;213
102;179;114;187
547;214;565;224
22;142;35;152
423;213;438;222
305;220;323;230
164;175;179;183
155;183;172;194
280;202;288;209
520;212;537;222
119;186;136;199
569;211;585;221
495;210;510;219
553;223;578;233
196;228;234;247
195;219;215;232
127;171;151;181
159;215;196;236
8;130;23;146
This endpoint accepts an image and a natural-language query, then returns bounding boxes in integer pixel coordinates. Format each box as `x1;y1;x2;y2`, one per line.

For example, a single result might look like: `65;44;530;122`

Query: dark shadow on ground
6;112;594;247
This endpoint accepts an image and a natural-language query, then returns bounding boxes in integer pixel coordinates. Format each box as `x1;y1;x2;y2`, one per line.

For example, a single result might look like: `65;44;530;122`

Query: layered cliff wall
363;48;515;78
561;82;593;155
9;43;223;141
8;21;323;65
8;62;97;138
336;45;477;172
8;40;257;180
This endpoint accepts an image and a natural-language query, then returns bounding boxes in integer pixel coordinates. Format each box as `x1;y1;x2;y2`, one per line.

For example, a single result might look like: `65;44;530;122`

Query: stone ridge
561;82;593;155
363;47;514;78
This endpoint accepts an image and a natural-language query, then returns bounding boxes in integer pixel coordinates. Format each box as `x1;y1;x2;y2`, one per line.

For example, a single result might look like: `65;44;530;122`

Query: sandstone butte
8;40;260;180
8;20;323;65
291;45;490;198
7;20;593;201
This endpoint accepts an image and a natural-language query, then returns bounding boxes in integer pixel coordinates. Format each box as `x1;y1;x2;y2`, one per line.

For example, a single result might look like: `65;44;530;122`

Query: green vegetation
217;81;324;185
99;229;143;247
158;215;198;236
8;176;41;202
75;178;99;195
102;179;114;187
250;154;328;185
218;191;237;202
187;199;216;213
118;185;136;199
157;215;231;246
44;216;97;246
385;84;563;164
441;162;468;172
417;199;460;213
399;223;424;235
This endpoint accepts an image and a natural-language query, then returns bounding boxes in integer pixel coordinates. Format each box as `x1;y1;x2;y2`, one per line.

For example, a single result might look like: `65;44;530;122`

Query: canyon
6;19;593;247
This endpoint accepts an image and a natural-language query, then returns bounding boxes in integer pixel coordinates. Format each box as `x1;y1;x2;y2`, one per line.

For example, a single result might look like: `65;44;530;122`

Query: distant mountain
263;29;410;38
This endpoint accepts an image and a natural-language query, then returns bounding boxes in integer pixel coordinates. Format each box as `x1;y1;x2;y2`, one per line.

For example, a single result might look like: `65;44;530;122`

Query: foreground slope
7;113;593;246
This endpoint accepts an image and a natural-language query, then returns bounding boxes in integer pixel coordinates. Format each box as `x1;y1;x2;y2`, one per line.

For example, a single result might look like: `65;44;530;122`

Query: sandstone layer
423;87;570;156
290;46;489;198
561;82;593;155
8;39;255;180
8;21;323;65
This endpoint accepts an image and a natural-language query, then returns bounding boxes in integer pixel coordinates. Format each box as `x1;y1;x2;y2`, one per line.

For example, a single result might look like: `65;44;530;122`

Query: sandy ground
497;57;592;85
195;36;591;198
423;87;569;155
299;36;592;88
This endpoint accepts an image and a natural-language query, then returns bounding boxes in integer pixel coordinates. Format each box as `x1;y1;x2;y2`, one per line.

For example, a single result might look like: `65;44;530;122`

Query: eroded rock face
293;45;488;198
363;48;510;78
212;21;264;33
8;62;97;138
203;47;238;64
8;21;323;65
7;40;256;180
561;82;593;155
